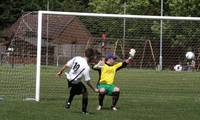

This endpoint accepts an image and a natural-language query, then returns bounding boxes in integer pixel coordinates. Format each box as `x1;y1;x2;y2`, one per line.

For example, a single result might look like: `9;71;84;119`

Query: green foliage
89;0;123;14
89;0;200;16
63;0;90;12
89;0;161;15
0;0;91;31
128;0;160;15
168;0;200;17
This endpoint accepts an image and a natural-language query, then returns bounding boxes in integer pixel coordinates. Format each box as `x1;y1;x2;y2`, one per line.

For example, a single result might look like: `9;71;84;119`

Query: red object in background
101;33;107;49
101;33;106;41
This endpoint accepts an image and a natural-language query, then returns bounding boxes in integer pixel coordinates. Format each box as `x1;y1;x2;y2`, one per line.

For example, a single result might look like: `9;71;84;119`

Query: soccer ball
174;64;182;72
185;51;195;60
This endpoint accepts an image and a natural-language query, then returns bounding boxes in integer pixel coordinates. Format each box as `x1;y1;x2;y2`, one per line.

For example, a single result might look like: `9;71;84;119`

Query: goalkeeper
93;49;136;111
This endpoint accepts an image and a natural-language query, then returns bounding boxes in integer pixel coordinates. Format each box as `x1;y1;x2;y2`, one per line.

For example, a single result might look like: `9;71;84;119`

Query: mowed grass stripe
0;66;200;120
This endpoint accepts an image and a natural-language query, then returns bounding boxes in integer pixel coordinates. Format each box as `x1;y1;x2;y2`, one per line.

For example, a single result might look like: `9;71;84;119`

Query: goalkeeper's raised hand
125;48;136;63
129;48;136;58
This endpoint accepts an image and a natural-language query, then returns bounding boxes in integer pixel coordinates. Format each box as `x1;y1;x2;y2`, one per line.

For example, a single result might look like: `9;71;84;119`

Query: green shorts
97;83;116;95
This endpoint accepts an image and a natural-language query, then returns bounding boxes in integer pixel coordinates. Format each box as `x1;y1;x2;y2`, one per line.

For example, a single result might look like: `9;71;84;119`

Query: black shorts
70;82;87;95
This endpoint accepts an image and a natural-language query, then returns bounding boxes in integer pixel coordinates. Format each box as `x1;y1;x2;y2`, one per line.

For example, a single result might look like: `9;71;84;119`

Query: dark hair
85;48;94;62
85;48;102;63
93;49;101;60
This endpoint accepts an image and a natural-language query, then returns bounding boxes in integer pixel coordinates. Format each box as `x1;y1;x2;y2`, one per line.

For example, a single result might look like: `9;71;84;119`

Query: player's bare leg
97;88;106;110
111;87;120;111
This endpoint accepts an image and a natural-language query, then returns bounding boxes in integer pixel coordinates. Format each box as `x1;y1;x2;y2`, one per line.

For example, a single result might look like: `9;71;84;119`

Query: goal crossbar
39;10;200;21
36;11;200;102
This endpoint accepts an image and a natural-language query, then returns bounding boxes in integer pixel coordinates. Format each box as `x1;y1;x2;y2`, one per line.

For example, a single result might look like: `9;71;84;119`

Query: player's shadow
40;97;66;101
70;110;95;115
99;107;120;111
64;106;120;115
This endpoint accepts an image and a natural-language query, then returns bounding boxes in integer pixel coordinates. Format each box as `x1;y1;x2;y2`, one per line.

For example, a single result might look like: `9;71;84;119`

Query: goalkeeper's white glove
129;48;136;59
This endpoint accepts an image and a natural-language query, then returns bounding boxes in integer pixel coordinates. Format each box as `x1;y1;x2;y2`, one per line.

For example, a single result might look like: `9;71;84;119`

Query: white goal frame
36;10;200;102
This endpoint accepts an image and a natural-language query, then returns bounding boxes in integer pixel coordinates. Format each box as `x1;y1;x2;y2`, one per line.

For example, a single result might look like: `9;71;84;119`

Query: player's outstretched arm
115;49;136;71
57;64;68;77
86;81;98;93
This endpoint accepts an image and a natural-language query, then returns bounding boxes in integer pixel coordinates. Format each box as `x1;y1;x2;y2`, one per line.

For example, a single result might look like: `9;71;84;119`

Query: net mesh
0;12;200;100
0;12;36;100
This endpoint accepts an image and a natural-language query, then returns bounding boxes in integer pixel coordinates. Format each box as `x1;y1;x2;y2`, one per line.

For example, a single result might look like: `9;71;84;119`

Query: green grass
0;65;200;120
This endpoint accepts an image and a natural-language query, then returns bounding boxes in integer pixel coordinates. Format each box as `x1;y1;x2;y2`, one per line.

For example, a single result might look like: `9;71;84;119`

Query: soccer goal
1;11;200;101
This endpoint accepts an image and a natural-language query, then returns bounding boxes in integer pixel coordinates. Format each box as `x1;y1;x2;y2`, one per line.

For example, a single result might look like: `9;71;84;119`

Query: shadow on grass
40;97;65;101
100;107;120;111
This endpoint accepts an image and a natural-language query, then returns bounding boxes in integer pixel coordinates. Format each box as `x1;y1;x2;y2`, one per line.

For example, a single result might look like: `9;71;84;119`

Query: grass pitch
0;65;200;120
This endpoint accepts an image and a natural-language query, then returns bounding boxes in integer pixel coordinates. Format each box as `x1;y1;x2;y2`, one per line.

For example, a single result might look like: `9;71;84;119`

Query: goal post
1;11;200;101
36;11;43;102
36;11;200;101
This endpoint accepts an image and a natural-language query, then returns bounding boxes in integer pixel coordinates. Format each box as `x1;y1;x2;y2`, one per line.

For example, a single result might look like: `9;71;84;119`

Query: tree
89;0;124;14
63;0;90;12
168;0;200;17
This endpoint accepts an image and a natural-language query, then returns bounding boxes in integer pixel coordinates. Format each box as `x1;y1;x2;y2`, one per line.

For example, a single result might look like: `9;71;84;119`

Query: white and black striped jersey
65;56;90;84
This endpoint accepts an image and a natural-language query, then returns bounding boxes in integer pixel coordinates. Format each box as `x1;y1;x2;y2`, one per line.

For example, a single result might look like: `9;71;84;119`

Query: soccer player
57;48;98;114
93;49;136;111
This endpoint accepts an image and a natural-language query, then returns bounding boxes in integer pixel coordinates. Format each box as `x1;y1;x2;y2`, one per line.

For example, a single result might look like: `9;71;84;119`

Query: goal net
0;11;200;101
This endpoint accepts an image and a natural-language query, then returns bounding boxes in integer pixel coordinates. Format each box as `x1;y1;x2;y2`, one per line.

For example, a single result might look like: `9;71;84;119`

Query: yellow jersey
99;62;123;84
